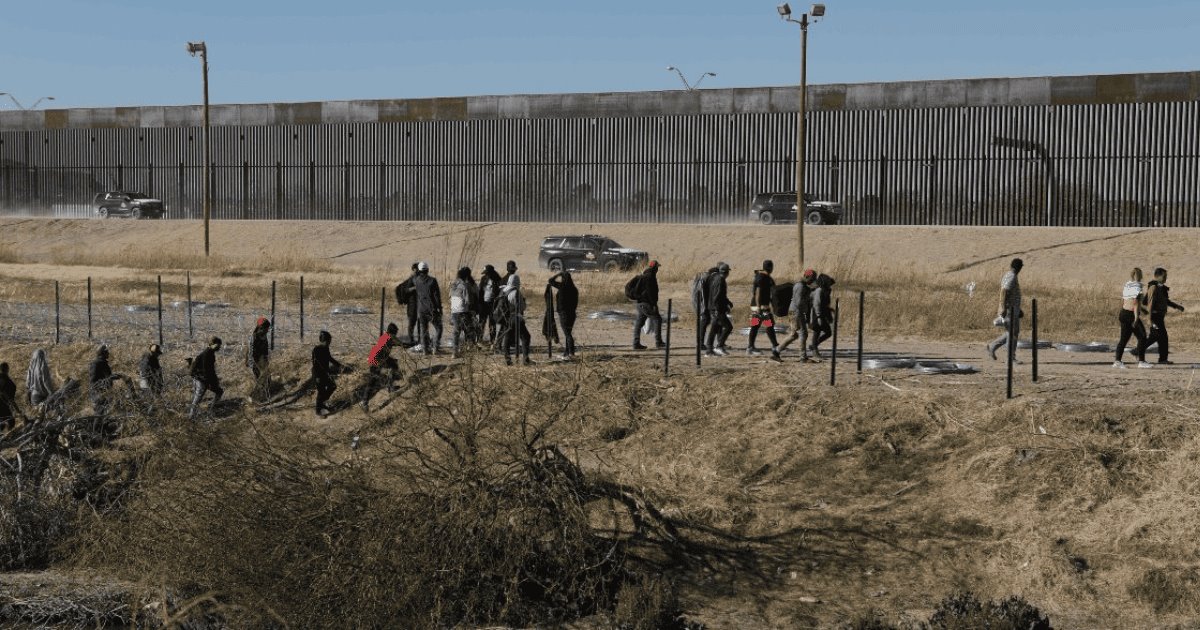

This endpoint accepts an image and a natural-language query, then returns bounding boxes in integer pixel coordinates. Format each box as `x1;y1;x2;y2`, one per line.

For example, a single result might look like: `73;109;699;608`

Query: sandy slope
2;218;1198;289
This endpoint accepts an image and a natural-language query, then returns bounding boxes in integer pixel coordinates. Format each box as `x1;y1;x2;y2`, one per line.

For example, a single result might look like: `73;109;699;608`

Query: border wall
2;71;1199;226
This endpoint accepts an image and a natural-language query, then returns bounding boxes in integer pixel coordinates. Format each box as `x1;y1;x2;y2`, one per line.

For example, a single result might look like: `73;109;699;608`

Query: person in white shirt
1113;267;1151;368
987;258;1023;361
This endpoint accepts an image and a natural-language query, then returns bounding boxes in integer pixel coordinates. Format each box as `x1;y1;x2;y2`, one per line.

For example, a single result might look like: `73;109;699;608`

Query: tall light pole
778;3;824;269
187;41;211;256
0;93;56;109
665;67;717;91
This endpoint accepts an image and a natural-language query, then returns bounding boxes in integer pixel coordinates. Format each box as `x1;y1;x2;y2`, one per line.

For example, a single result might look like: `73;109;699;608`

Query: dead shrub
926;591;1051;629
613;573;681;630
0;483;76;570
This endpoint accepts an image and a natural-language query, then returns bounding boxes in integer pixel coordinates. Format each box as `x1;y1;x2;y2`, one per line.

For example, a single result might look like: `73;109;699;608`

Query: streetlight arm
668;67;693;91
1;94;25;109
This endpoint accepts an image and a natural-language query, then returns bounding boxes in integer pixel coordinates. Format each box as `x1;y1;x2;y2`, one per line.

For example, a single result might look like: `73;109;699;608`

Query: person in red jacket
362;323;400;411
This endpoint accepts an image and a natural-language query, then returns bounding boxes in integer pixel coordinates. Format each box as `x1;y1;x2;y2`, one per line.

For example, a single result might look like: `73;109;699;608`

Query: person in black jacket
0;362;18;432
810;273;836;358
746;260;783;361
549;271;579;358
248;317;271;401
188;337;224;419
705;263;733;356
312;330;344;417
1138;267;1186;364
394;263;420;346
138;344;164;398
412;261;444;355
693;266;718;352
479;264;504;343
89;345;126;415
632;261;665;350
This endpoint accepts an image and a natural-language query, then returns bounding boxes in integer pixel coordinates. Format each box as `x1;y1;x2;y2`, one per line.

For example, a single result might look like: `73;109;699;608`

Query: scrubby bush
927;591;1051;629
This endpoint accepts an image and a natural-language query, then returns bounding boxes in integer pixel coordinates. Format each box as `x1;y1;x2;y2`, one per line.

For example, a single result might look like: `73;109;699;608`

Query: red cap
648;260;659;268
257;317;269;327
803;269;816;280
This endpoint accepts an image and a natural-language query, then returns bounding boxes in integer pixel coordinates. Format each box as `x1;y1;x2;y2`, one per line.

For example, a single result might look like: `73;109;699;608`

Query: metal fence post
270;280;276;350
87;276;93;340
157;275;164;347
186;271;193;339
830;298;839;386
695;309;702;367
54;281;60;345
856;290;864;373
299;276;305;342
1031;298;1039;383
1006;304;1016;399
379;287;386;335
664;299;673;377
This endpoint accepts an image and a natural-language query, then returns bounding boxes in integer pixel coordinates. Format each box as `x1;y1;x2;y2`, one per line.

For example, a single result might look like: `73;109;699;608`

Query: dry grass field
2;218;1199;628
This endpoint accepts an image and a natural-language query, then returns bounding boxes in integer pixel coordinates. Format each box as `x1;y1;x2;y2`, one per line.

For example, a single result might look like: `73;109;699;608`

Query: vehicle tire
603;260;620;273
548;258;564;272
806;211;823;225
131;208;142;219
97;207;108;219
759;211;775;225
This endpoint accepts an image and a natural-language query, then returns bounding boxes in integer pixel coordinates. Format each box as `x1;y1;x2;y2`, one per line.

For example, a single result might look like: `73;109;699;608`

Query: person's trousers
812;316;834;350
696;309;711;350
705;310;732;350
418;313;443;354
189;379;223;418
481;301;498;342
1114;309;1146;362
987;316;1021;357
406;304;419;344
361;359;398;408
633;302;663;345
315;375;336;412
503;317;531;363
1140;314;1169;362
250;358;270;401
778;314;810;357
747;311;779;350
451;312;474;352
559;311;577;355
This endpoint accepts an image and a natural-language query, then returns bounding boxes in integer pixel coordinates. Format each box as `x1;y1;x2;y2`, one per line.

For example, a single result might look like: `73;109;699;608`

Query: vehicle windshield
126;192;149;199
601;239;623;250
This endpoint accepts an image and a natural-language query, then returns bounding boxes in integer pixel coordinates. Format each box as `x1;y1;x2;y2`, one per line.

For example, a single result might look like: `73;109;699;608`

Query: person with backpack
777;269;819;362
705;263;733;356
746;260;783;362
188;337;224;419
138;343;165;398
312;330;344;417
479;264;504;343
88;345;127;416
549;271;579;358
1113;267;1151;369
1138;267;1185;365
412;261;444;355
628;260;665;350
394;263;420;346
449;266;478;357
247;317;271;402
26;348;55;409
500;274;531;365
810;273;836;358
362;323;400;411
692;265;718;352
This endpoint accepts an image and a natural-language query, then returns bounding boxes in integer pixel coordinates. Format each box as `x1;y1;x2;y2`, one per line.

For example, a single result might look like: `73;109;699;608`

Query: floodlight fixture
777;3;791;18
811;4;826;17
186;41;207;57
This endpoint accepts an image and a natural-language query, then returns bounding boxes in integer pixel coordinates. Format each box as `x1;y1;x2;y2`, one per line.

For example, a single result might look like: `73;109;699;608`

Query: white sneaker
1137;361;1153;369
712;347;728;357
1112;361;1126;369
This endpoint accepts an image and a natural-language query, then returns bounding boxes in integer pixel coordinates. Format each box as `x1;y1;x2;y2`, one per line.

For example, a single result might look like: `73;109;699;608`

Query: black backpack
189;351;205;379
772;283;794;317
624;275;641;302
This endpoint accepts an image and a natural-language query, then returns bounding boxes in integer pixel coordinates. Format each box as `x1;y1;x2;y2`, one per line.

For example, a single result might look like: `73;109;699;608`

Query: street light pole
778;3;824;270
665;67;717;91
187;41;211;256
0;93;56;110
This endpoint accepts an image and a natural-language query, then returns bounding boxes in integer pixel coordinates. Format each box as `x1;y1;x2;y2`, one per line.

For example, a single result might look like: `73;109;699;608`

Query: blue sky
2;0;1198;108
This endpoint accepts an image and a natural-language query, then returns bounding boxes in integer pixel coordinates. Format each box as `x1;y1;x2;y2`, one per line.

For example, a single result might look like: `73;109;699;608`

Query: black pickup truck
92;191;165;219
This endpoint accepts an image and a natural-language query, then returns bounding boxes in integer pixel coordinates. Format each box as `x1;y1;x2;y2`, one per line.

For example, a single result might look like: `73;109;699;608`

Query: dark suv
750;192;842;225
92;191;165;219
539;235;649;272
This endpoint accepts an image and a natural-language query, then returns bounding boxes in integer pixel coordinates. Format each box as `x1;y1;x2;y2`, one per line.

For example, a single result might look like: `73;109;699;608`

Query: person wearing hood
692;265;719;352
500;274;532;365
631;260;665;350
393;263;420;346
138;344;165;398
746;260;783;362
1138;267;1185;365
26;348;55;409
89;345;125;415
810;273;837;358
450;266;479;356
247;317;272;402
778;269;819;362
549;271;579;358
479;264;504;344
705;263;733;356
0;362;18;432
412;261;444;355
188;337;224;419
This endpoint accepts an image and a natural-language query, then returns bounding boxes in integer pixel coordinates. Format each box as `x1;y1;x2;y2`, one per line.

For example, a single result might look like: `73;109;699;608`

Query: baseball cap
417;261;430;272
